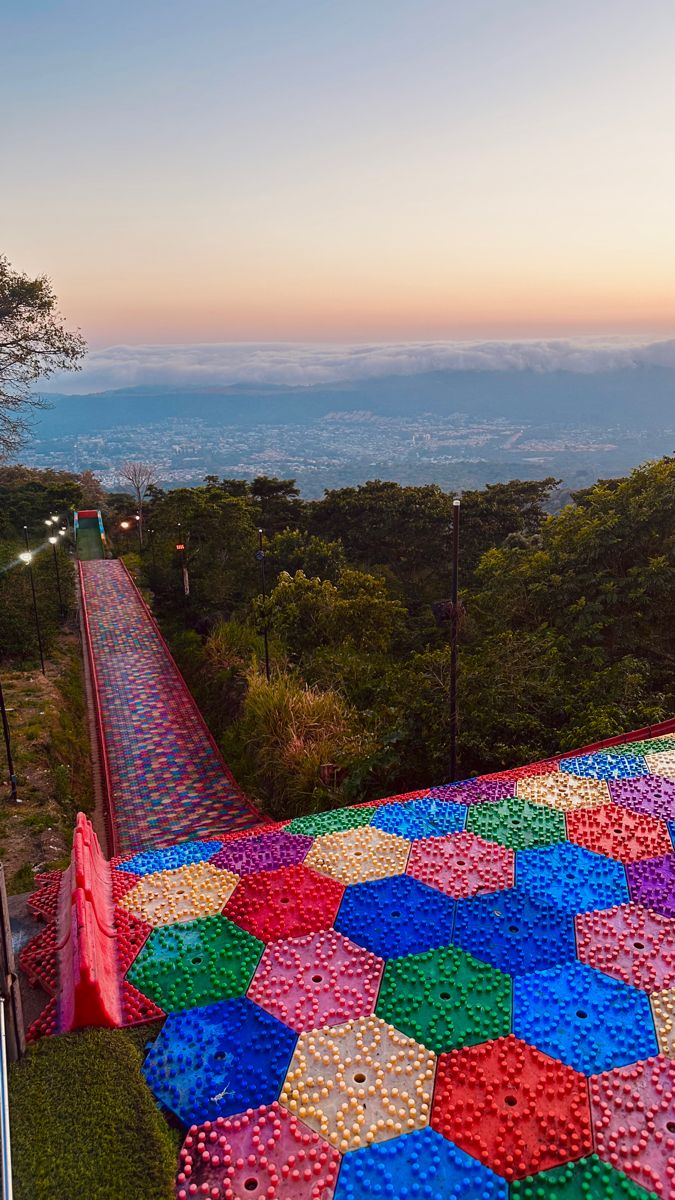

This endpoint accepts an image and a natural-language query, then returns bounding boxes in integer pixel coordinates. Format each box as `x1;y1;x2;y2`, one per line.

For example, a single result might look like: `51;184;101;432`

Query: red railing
78;562;119;855
56;814;122;1031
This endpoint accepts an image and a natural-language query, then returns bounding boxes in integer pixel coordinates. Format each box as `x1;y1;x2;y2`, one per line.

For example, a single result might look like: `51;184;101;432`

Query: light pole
256;528;271;682
20;529;45;676
48;536;65;615
134;513;142;553
0;679;18;802
449;497;460;782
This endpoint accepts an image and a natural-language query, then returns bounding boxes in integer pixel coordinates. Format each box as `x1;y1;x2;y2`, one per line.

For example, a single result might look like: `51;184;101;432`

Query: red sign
176;543;185;551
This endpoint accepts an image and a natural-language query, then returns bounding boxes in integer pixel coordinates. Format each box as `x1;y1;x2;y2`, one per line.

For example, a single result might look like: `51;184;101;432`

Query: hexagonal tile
516;843;628;914
431;1035;593;1180
280;1014;436;1153
376;943;511;1053
333;1127;507;1200
335;874;456;958
428;778;516;805
513;961;657;1074
304;825;410;885
119;861;239;926
646;751;675;780
224;864;344;942
126;914;263;1011
175;1102;341;1200
467;796;566;850
567;803;672;862
211;829;313;875
560;752;650;780
454;888;576;975
626;855;675;917
651;989;675;1056
510;1156;657;1198
248;928;383;1033
590;1056;675;1196
516;773;610;811
609;776;675;823
142;997;297;1126
116;838;223;876
370;796;466;840
286;806;375;836
576;904;675;992
407;831;514;898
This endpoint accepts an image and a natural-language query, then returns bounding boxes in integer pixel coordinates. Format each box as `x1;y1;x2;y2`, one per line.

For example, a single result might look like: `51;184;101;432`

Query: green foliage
223;669;376;819
266;528;347;583
9;1028;177;1200
263;568;407;660
0;254;85;459
0;538;74;664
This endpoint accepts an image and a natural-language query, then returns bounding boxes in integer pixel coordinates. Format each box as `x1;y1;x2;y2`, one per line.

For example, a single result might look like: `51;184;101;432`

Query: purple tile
609;776;675;822
428;778;516;805
211;830;313;874
626;854;675;918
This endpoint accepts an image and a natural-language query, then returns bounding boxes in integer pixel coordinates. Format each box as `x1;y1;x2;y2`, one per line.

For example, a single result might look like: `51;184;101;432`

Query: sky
2;0;674;356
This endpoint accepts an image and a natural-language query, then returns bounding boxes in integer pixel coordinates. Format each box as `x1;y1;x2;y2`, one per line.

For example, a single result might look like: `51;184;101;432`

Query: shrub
9;1028;177;1200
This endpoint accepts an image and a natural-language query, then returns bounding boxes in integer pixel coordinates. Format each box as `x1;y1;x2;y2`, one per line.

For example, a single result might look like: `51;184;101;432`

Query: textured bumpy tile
431;1035;593;1181
80;560;261;851
567;803;672;862
248;928;383;1032
175;1103;341;1200
407;831;515;898
335;874;456;958
466;796;566;850
590;1056;675;1196
517;772;611;811
650;989;675;1056
334;1127;507;1200
119;861;239;926
280;1015;436;1152
304;825;410;885
575;903;675;992
224;864;344;942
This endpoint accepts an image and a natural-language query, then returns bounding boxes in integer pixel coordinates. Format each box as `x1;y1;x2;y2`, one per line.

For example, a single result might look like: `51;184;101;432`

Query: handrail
554;717;675;759
0;997;13;1200
78;563;119;855
118;559;264;824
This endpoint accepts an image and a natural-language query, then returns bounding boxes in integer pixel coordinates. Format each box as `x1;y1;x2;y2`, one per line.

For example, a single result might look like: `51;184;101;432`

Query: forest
1;458;673;819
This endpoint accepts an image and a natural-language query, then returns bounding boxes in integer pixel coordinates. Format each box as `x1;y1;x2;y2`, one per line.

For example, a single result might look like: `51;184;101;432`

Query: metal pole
449;497;460;782
0;681;18;803
0;997;14;1200
257;529;271;682
51;542;65;615
22;528;45;676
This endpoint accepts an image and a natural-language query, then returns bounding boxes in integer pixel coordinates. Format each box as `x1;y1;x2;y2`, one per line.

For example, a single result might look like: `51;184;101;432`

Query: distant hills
39;364;675;433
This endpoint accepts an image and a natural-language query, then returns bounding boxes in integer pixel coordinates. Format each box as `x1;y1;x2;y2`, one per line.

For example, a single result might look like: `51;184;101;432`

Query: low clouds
46;336;675;394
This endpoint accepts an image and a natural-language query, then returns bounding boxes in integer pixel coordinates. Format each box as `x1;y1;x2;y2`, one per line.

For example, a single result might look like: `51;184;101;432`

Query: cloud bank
45;336;675;394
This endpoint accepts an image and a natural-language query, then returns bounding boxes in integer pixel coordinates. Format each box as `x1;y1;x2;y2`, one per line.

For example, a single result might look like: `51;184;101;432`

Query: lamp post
20;529;45;676
134;513;142;553
0;679;18;802
48;536;65;615
449;497;460;782
256;528;271;682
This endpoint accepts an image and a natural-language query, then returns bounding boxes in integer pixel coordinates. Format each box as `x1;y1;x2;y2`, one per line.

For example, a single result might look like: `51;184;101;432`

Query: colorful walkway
79;560;261;854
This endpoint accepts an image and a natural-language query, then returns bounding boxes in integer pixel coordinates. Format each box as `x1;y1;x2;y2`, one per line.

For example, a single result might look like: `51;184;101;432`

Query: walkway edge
78;562;119;855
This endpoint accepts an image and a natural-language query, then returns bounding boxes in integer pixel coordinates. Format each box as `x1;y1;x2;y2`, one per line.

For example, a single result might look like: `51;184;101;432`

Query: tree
118;461;158;545
251;476;303;534
0;255;85;460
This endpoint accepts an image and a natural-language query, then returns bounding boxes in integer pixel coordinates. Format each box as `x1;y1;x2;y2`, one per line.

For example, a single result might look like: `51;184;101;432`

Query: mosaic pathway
80;560;261;853
106;730;675;1198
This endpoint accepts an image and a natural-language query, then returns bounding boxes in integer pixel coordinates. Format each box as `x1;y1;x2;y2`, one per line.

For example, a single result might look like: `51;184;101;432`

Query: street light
0;681;17;801
256;528;271;682
449;497;461;782
48;535;65;615
20;530;45;675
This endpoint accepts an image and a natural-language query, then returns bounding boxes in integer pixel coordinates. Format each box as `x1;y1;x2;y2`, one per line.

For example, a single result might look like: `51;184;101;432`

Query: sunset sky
2;0;674;348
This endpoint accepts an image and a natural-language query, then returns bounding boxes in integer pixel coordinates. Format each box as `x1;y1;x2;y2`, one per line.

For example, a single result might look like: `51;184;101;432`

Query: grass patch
9;1028;177;1200
8;863;34;894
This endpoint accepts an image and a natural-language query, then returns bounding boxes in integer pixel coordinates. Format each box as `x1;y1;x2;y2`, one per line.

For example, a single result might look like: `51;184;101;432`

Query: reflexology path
23;723;675;1198
79;559;262;855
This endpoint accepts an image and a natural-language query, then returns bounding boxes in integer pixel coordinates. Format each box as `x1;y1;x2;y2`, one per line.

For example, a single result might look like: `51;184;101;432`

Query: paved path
80;560;261;854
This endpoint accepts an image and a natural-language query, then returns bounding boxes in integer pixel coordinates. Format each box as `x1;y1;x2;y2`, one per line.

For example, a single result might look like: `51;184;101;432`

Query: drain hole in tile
244;1179;258;1192
353;1072;366;1083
